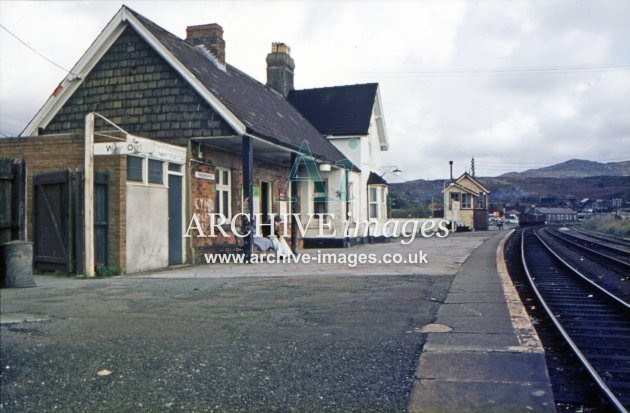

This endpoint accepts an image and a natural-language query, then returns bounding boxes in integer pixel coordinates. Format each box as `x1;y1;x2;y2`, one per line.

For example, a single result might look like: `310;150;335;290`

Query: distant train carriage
519;211;545;227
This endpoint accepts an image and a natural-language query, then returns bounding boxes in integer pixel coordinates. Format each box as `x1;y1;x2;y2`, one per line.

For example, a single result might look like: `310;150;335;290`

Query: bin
1;241;36;288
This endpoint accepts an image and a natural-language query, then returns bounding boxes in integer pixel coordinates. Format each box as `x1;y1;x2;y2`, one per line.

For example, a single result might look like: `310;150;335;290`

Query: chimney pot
186;23;225;65
266;42;295;97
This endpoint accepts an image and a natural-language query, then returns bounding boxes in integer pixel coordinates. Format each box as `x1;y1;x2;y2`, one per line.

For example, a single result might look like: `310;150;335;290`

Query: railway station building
0;6;392;275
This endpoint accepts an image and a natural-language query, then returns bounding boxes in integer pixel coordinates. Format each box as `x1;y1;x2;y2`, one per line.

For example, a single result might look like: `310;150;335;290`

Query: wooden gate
0;159;26;244
34;169;109;273
34;170;73;272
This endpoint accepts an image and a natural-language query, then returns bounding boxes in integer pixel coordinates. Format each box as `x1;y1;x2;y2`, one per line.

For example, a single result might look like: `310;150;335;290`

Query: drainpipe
242;136;253;260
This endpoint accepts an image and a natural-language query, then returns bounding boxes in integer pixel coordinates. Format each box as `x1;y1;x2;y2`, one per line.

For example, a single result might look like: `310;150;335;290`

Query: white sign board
92;136;186;163
93;141;153;156
194;171;215;181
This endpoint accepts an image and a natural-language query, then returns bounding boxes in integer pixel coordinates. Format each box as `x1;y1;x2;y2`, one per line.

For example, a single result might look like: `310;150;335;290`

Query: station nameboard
93;141;153;156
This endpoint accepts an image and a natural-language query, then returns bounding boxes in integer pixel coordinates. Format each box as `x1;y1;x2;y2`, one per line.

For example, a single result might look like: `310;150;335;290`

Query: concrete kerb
496;229;544;353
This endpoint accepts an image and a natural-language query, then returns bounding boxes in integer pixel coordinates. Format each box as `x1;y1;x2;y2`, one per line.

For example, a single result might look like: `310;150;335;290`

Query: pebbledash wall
0;135;126;272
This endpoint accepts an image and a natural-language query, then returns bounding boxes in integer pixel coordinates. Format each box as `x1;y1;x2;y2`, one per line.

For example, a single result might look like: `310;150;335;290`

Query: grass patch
580;215;630;237
96;265;122;277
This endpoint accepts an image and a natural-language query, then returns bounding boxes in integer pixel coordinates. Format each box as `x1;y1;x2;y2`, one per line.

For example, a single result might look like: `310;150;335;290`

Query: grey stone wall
44;26;234;144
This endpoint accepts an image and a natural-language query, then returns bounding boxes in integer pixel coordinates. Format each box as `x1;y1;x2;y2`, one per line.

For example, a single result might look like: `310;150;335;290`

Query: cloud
0;0;628;179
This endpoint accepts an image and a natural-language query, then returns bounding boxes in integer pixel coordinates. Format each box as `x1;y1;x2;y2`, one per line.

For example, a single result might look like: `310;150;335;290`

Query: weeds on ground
580;215;630;237
96;265;122;277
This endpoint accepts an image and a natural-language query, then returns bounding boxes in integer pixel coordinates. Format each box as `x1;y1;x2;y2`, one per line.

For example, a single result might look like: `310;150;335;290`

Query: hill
391;176;630;207
390;159;630;216
500;159;630;178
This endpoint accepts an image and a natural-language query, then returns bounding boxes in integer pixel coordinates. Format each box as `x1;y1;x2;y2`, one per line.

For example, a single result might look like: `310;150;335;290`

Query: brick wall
0;135;126;272
43;26;234;143
188;142;291;262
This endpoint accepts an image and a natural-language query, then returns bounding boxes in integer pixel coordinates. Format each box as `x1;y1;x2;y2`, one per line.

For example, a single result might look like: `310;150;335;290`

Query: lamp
319;163;332;172
380;165;402;178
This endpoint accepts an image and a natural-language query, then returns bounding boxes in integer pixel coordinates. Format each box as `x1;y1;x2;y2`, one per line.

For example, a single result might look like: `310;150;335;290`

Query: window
475;194;486;209
381;187;388;219
168;163;182;172
148;159;163;184
369;186;379;219
313;180;328;215
215;167;231;219
449;192;459;210
127;156;143;182
461;193;472;209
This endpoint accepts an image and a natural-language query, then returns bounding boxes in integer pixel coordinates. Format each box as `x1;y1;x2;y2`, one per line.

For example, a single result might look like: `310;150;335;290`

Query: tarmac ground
1;230;554;412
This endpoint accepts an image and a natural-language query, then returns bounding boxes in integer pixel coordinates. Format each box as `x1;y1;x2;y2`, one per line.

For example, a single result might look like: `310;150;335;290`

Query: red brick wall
188;143;291;262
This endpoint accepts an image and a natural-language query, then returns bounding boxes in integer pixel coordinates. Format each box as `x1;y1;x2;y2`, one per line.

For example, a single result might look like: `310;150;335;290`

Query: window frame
127;155;144;183
449;192;460;210
475;194;486;209
215;167;232;220
461;193;472;209
313;179;328;216
368;186;379;219
147;159;164;185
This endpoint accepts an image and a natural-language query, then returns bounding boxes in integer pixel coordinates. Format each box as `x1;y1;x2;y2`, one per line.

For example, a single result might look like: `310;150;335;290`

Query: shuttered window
127;156;143;182
148;159;163;184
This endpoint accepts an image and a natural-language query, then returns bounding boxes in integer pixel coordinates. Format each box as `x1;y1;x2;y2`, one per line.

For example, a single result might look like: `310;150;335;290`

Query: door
34;170;72;272
94;172;109;267
168;174;183;265
0;159;26;243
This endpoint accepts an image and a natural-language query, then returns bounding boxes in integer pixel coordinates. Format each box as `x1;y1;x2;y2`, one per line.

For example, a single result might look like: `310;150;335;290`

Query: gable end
42;27;234;143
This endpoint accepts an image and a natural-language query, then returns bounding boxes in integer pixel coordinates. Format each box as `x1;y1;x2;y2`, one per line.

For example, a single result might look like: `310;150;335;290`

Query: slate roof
367;172;388;186
127;8;347;164
288;84;378;136
534;207;577;214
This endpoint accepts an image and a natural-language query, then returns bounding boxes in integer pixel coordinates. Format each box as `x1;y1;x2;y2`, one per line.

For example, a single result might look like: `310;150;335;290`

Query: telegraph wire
320;63;630;77
0;23;78;76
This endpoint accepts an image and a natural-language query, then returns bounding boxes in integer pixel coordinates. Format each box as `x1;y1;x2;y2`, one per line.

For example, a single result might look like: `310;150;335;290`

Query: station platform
408;230;556;412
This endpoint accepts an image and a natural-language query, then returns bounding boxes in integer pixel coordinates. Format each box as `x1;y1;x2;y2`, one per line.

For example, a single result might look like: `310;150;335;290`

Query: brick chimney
186;23;225;65
266;43;295;97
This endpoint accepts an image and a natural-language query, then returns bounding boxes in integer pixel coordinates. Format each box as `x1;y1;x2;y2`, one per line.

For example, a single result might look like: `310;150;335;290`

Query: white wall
298;168;347;238
126;185;169;273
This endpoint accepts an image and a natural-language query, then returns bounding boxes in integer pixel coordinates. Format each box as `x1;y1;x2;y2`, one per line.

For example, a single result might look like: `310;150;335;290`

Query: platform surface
408;230;556;413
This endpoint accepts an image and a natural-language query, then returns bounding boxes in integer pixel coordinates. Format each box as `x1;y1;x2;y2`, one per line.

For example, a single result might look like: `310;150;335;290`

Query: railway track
521;227;630;412
573;227;630;249
545;227;630;265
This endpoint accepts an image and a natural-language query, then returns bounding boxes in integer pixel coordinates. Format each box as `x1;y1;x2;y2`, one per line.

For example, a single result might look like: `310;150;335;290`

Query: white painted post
84;113;95;277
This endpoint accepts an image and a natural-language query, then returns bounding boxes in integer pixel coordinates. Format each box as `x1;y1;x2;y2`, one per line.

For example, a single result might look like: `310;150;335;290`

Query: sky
1;0;629;180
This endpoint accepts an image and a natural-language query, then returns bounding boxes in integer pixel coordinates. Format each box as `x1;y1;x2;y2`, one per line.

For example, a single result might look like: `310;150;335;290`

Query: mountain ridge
498;159;630;178
389;159;630;211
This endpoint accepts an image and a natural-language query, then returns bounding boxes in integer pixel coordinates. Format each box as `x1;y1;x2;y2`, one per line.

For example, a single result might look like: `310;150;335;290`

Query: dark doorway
0;158;26;243
94;172;109;267
34;171;73;272
168;173;183;265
